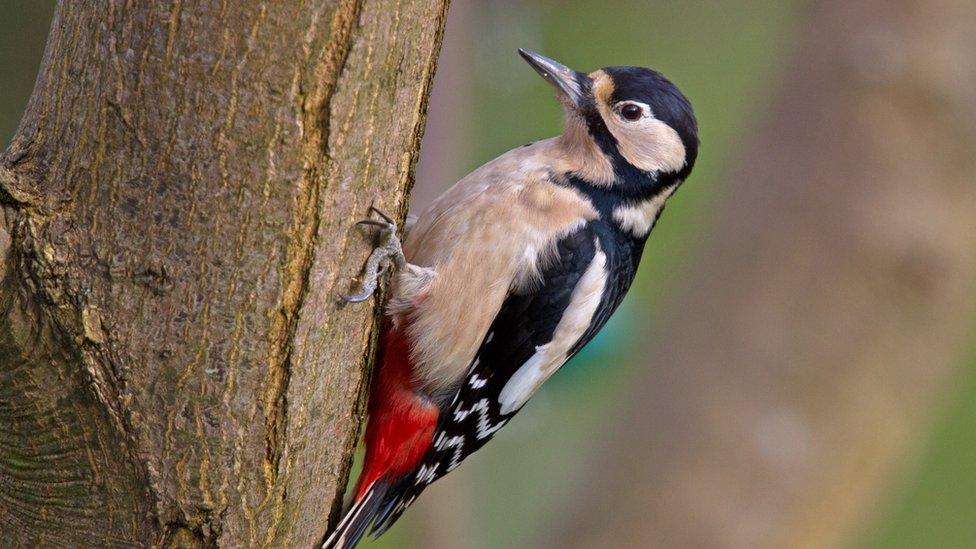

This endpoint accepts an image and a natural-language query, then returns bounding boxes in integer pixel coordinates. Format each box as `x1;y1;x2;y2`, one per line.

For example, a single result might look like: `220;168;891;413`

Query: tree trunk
0;0;448;546
547;0;976;547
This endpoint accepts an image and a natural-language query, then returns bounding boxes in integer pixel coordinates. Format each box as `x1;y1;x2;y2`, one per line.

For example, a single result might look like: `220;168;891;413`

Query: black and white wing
369;222;638;535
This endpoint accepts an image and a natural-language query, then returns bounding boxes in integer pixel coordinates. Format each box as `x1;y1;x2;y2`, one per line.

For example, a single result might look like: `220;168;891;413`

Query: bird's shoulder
406;138;596;263
392;139;599;393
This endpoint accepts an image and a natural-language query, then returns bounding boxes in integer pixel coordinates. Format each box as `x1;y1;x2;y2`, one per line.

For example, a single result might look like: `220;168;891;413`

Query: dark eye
620;103;644;121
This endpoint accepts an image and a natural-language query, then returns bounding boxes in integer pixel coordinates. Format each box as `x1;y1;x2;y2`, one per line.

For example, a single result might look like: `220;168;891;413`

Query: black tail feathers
321;480;388;549
320;478;411;549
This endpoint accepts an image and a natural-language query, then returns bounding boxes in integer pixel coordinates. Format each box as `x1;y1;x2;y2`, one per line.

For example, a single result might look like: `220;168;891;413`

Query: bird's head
519;48;698;187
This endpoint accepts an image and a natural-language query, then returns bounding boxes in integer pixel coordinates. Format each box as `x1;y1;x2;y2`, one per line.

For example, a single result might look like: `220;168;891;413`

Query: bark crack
261;0;364;506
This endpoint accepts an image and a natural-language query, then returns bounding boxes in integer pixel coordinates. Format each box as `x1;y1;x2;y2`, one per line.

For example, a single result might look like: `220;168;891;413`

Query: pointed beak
518;48;586;107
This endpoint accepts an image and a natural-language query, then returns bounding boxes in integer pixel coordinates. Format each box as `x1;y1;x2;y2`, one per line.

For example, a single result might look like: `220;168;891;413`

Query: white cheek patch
498;241;608;414
598;100;687;176
612;184;678;237
615;119;687;175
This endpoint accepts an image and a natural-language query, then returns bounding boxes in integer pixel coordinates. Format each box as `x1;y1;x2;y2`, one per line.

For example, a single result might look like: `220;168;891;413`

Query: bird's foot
342;207;406;303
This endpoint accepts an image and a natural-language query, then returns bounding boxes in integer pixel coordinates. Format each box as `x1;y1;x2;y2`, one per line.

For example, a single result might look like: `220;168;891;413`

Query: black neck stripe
573;106;680;203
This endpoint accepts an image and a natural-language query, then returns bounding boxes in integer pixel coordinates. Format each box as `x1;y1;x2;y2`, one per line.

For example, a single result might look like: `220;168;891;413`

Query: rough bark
0;0;448;546
547;0;976;547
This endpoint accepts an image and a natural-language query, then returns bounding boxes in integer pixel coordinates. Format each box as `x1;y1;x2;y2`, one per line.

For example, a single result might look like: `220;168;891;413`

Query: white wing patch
415;463;440;485
497;347;549;415
453;398;508;439
435;434;466;472
498;239;608;414
612;184;677;237
468;373;488;389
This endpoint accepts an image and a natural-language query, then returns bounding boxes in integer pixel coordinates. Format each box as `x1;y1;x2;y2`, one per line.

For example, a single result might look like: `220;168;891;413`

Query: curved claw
340;206;405;304
356;219;395;230
341;265;381;303
341;288;375;303
342;266;385;302
367;206;396;225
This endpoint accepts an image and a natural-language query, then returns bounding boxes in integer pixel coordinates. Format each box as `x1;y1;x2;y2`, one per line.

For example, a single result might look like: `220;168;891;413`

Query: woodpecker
324;49;698;548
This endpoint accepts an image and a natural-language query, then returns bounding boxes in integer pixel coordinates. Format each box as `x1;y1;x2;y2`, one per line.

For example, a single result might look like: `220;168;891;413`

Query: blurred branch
546;0;976;547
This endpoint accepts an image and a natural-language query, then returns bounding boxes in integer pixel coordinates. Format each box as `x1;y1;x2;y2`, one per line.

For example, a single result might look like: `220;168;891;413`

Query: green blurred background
3;1;975;547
